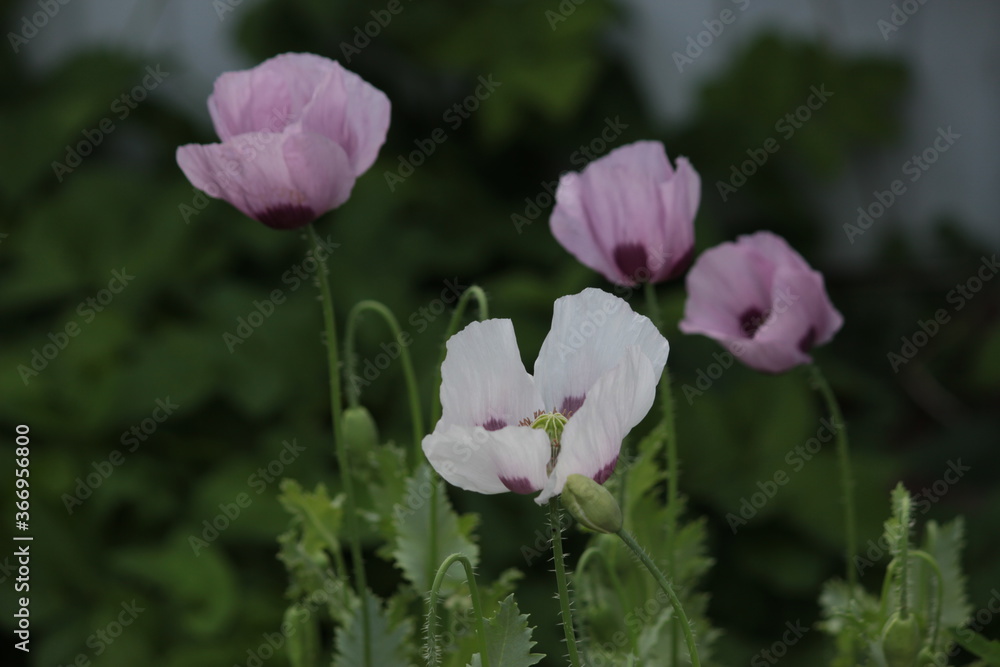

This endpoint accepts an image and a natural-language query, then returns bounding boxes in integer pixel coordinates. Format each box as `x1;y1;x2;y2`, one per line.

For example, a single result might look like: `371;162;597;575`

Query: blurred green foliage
2;0;999;665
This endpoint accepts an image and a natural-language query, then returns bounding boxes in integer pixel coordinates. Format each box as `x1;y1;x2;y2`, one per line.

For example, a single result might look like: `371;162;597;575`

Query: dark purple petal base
739;307;767;338
254;204;317;230
592;456;618;485
500;476;537;494
613;243;649;283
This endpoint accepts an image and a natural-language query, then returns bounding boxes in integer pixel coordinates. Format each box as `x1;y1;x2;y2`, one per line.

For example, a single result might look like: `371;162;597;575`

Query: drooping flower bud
561;474;623;534
342;406;379;451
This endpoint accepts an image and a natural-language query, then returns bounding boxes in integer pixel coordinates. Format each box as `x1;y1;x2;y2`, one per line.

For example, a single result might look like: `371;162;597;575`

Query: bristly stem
343;299;425;466
618;530;701;667
431;285;489;425
644;281;680;667
549;499;582;667
809;364;857;593
307;224;370;667
426;553;490;667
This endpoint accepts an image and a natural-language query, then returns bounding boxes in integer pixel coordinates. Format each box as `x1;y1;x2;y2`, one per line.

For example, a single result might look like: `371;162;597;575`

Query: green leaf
392;464;479;594
818;579;882;667
921;519;972;633
950;628;1000;665
332;593;414;667
468;595;543;667
277;480;344;570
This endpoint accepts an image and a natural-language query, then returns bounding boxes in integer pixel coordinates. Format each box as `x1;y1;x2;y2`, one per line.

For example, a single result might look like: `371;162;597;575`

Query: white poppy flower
422;288;669;505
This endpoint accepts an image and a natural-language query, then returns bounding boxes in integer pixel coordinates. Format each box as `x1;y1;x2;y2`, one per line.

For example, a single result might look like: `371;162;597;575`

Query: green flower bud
881;612;924;667
342;406;379;450
562;474;623;534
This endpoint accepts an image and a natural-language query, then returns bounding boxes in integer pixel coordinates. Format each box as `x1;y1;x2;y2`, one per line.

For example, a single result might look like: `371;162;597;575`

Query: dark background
1;0;998;665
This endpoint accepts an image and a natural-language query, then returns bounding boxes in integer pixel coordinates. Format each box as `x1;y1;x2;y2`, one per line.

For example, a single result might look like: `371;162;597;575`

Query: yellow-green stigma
530;412;568;475
530;412;568;442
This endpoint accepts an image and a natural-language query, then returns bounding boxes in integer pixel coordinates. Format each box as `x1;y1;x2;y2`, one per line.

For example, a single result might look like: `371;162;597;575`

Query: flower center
529;412;568;476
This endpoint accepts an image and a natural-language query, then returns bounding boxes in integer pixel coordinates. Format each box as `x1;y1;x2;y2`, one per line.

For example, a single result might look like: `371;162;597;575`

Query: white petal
422;424;551;495
439;319;544;430
536;346;656;504
534;288;668;415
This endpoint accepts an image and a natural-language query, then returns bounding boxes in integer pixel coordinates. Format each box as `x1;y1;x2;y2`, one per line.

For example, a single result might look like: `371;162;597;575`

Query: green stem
809;364;857;593
426;553;490;667
911;550;945;648
644;281;680;667
549;499;582;667
431;285;489;425
897;492;912;619
617;530;701;667
343;300;425;465
306;224;370;667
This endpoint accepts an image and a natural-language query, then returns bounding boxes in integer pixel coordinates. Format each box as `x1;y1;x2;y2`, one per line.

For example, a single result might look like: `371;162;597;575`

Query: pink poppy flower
550;141;701;286
176;53;390;230
423;288;669;505
679;231;843;373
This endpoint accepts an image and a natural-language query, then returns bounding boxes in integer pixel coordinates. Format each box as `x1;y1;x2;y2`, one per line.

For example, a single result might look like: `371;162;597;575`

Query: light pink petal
550;141;698;286
208;53;336;140
599;140;674;179
550;172;620;283
423;424;551;495
300;62;391;175
534;289;667;416
680;232;843;374
750;267;843;360
576;145;671;285
175;129;354;229
738;231;814;275
536;346;655;504
678;240;773;339
653;156;700;281
439;319;544;430
722;334;813;375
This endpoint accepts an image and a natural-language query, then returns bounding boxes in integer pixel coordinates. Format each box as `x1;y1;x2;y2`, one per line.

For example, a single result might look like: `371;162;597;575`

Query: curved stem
343;299;425;465
431;285;489;425
426;553;489;667
617;530;701;667
549;499;582;667
644;281;680;667
307;224;370;667
911;550;945;649
809;364;857;593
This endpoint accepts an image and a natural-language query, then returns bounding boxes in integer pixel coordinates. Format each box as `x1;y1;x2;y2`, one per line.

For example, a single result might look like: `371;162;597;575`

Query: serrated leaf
818;579;882;667
277;480;344;567
392;464;479;593
921;519;972;632
467;595;543;667
332;593;414;667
